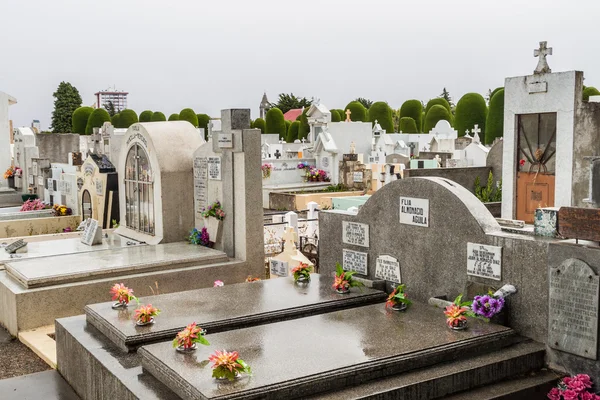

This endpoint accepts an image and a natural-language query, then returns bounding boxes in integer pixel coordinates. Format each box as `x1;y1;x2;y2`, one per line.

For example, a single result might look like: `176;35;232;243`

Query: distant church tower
259;92;269;119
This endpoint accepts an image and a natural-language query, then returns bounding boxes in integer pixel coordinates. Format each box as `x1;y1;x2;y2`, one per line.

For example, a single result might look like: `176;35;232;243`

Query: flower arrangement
261;163;272;179
20;199;48;212
52;204;73;217
332;263;364;293
245;276;261;283
208;350;252;381
202;201;225;221
385;284;412;311
3;166;15;179
214;280;224;287
172;322;209;351
548;374;599;400
189;227;210;246
110;283;137;308
291;262;312;283
134;304;160;325
297;162;309;170
471;293;505;319
306;167;330;182
444;294;476;330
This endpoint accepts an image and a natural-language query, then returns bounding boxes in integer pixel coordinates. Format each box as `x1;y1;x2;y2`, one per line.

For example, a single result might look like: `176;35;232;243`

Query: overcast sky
1;0;599;130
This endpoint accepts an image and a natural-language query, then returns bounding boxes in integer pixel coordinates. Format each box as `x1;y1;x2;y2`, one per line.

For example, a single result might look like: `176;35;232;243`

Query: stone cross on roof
534;41;552;74
471;124;481;144
282;227;297;251
345;109;352;122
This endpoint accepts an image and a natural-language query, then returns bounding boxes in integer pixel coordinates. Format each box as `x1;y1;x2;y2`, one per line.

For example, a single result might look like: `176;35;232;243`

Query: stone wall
35;133;80;163
486;140;503;183
403;166;492;195
0;215;81;238
573;102;600;207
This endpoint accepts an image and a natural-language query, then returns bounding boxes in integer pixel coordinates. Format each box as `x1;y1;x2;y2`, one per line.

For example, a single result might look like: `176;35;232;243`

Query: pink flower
575;374;593;389
581;392;594;400
562;389;579;400
567;379;587;393
547;388;561;400
213;280;224;287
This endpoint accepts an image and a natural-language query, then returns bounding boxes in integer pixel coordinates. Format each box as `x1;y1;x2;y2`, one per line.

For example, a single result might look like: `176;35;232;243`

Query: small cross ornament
345;109;352;122
534;41;552;74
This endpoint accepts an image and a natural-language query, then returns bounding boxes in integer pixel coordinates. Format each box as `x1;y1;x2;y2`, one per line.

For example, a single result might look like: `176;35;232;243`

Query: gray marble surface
5;242;228;288
86;274;387;351
140;302;513;400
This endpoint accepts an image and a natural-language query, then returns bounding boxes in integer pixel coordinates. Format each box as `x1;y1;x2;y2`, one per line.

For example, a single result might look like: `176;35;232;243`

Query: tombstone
77;153;119;228
270;226;312;276
80;218;103;246
115;121;205;244
12;127;36;193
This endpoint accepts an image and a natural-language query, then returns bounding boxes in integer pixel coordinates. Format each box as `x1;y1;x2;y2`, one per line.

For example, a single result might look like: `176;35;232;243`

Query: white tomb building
13;127;38;193
0;92;17;190
461;125;489;167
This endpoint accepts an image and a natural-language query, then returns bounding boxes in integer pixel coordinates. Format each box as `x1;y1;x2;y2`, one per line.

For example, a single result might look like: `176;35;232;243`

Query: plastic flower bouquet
245;276;261;283
172;322;209;351
385;284;412;311
444;294;476;330
261;163;272;179
3;166;15;179
134;304;160;325
471;293;505;320
332;263;363;293
20;199;47;212
208;350;252;381
291;262;312;283
110;283;137;308
52;204;73;217
548;374;599;400
189;227;210;246
201;201;225;221
214;280;224;287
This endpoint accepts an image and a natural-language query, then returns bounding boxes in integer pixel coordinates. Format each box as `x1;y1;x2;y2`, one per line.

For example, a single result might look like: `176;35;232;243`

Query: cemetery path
0;326;50;379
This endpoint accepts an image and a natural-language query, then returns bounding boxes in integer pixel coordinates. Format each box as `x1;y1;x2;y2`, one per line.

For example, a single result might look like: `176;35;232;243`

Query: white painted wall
0;92;17;189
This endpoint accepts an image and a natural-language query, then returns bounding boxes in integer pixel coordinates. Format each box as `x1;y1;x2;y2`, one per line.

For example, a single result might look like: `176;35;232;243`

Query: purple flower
471;294;504;319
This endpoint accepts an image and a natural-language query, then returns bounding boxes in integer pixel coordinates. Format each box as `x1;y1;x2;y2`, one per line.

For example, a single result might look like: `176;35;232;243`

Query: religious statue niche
516;113;557;223
124;144;155;235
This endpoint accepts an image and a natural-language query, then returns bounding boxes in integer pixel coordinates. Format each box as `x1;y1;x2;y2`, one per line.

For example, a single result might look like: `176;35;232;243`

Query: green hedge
454;93;487;137
287;121;300;142
330;109;341;122
400;100;423;132
583;86;600;101
298;108;310;140
111;113;121;128
398;117;418;133
368;102;394;132
71;106;94;134
265;108;287;138
151;111;166;121
139;110;153;123
485;89;504;144
168;113;179;121
118;109;138;128
179;108;198;127
197;114;211;140
424;98;451;116
253;117;266;133
344;101;367;122
85;108;111;135
423;105;452;133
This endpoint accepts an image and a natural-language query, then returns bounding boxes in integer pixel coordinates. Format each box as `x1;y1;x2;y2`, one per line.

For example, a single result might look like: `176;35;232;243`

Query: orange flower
332;275;349;290
173;322;209;349
134;304;160;324
110;283;135;304
209;350;242;372
444;304;468;327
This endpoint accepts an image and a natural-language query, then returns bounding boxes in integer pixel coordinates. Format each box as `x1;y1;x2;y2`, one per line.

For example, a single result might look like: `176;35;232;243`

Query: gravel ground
0;327;50;380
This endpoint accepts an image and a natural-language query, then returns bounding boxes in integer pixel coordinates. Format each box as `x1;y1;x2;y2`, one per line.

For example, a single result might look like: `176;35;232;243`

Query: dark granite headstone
343;154;358;162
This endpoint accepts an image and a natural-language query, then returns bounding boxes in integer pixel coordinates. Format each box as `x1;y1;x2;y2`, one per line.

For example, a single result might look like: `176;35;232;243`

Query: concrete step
307;340;547;400
0;370;80;400
444;369;561;400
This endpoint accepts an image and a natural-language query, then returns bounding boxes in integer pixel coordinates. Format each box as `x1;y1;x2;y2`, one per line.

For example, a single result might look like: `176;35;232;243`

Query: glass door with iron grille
124;144;155;235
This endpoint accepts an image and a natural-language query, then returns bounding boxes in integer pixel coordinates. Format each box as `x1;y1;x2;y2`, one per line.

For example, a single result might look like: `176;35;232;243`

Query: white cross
471;124;481;136
534;41;552;74
345;109;352;122
301;138;306;143
465;129;470;135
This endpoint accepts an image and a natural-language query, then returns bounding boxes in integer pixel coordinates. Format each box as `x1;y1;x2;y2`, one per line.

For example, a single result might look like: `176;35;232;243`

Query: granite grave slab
86;274;387;352
5;242;228;289
140;302;514;400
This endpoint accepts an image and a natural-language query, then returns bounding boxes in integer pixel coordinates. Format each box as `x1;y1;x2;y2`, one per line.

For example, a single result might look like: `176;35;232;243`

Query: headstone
81;218;103;246
342;221;369;247
375;255;401;283
207;157;221;180
399;197;429;227
353;171;363;183
269;259;289;277
5;239;27;254
342;249;368;275
193;157;208;215
558;207;600;242
549;258;599;360
466;243;502;280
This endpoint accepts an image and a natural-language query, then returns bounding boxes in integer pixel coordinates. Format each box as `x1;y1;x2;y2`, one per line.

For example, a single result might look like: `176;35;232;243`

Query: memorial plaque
467;243;502;281
269;259;289;277
549;259;599;360
32;161;38;175
207;157;221;181
193;157;208;212
342;249;368;275
375;255;401;283
81;219;103;246
47;178;53;193
217;133;233;148
353;171;363;183
342;221;369;248
343;154;358;162
95;178;103;196
400;197;429;227
28;175;33;186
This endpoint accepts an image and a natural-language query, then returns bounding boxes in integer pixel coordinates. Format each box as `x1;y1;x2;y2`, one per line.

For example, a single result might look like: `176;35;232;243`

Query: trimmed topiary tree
285;120;292;136
139;110;153;123
398;117;418;133
287;121;300;143
298;108;310;140
168;113;179;121
119;109;138;128
454;93;488;137
85;108;111;135
344;101;367;122
196;114;211;140
179;108;198;127
253;117;266;133
330;109;341;122
368;101;394;132
265;108;287;138
490;87;503;102
151;111;166;122
423;105;452;133
424;98;451;117
111;113;121;128
485;89;504;144
400;100;423;132
71;106;94;134
583;86;600;101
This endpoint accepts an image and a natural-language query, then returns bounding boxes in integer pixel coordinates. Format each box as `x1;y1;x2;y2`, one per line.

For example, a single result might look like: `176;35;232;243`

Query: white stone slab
375;255;401;283
399;197;429;227
466;243;502;281
81;219;103;246
270;259;288;277
342;221;369;248
342;249;368;275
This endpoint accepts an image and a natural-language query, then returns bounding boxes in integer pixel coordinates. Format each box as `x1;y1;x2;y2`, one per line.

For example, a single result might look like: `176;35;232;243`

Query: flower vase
7;176;14;189
335;286;350;294
294;276;310;286
204;217;222;243
176;343;197;353
391;303;407;312
215;372;240;381
112;300;129;310
450;319;468;331
136;317;155;327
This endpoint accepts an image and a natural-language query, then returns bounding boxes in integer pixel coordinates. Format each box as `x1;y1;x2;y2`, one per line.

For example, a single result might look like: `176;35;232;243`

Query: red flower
562;389;579;400
519;159;526;167
547;387;561;400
